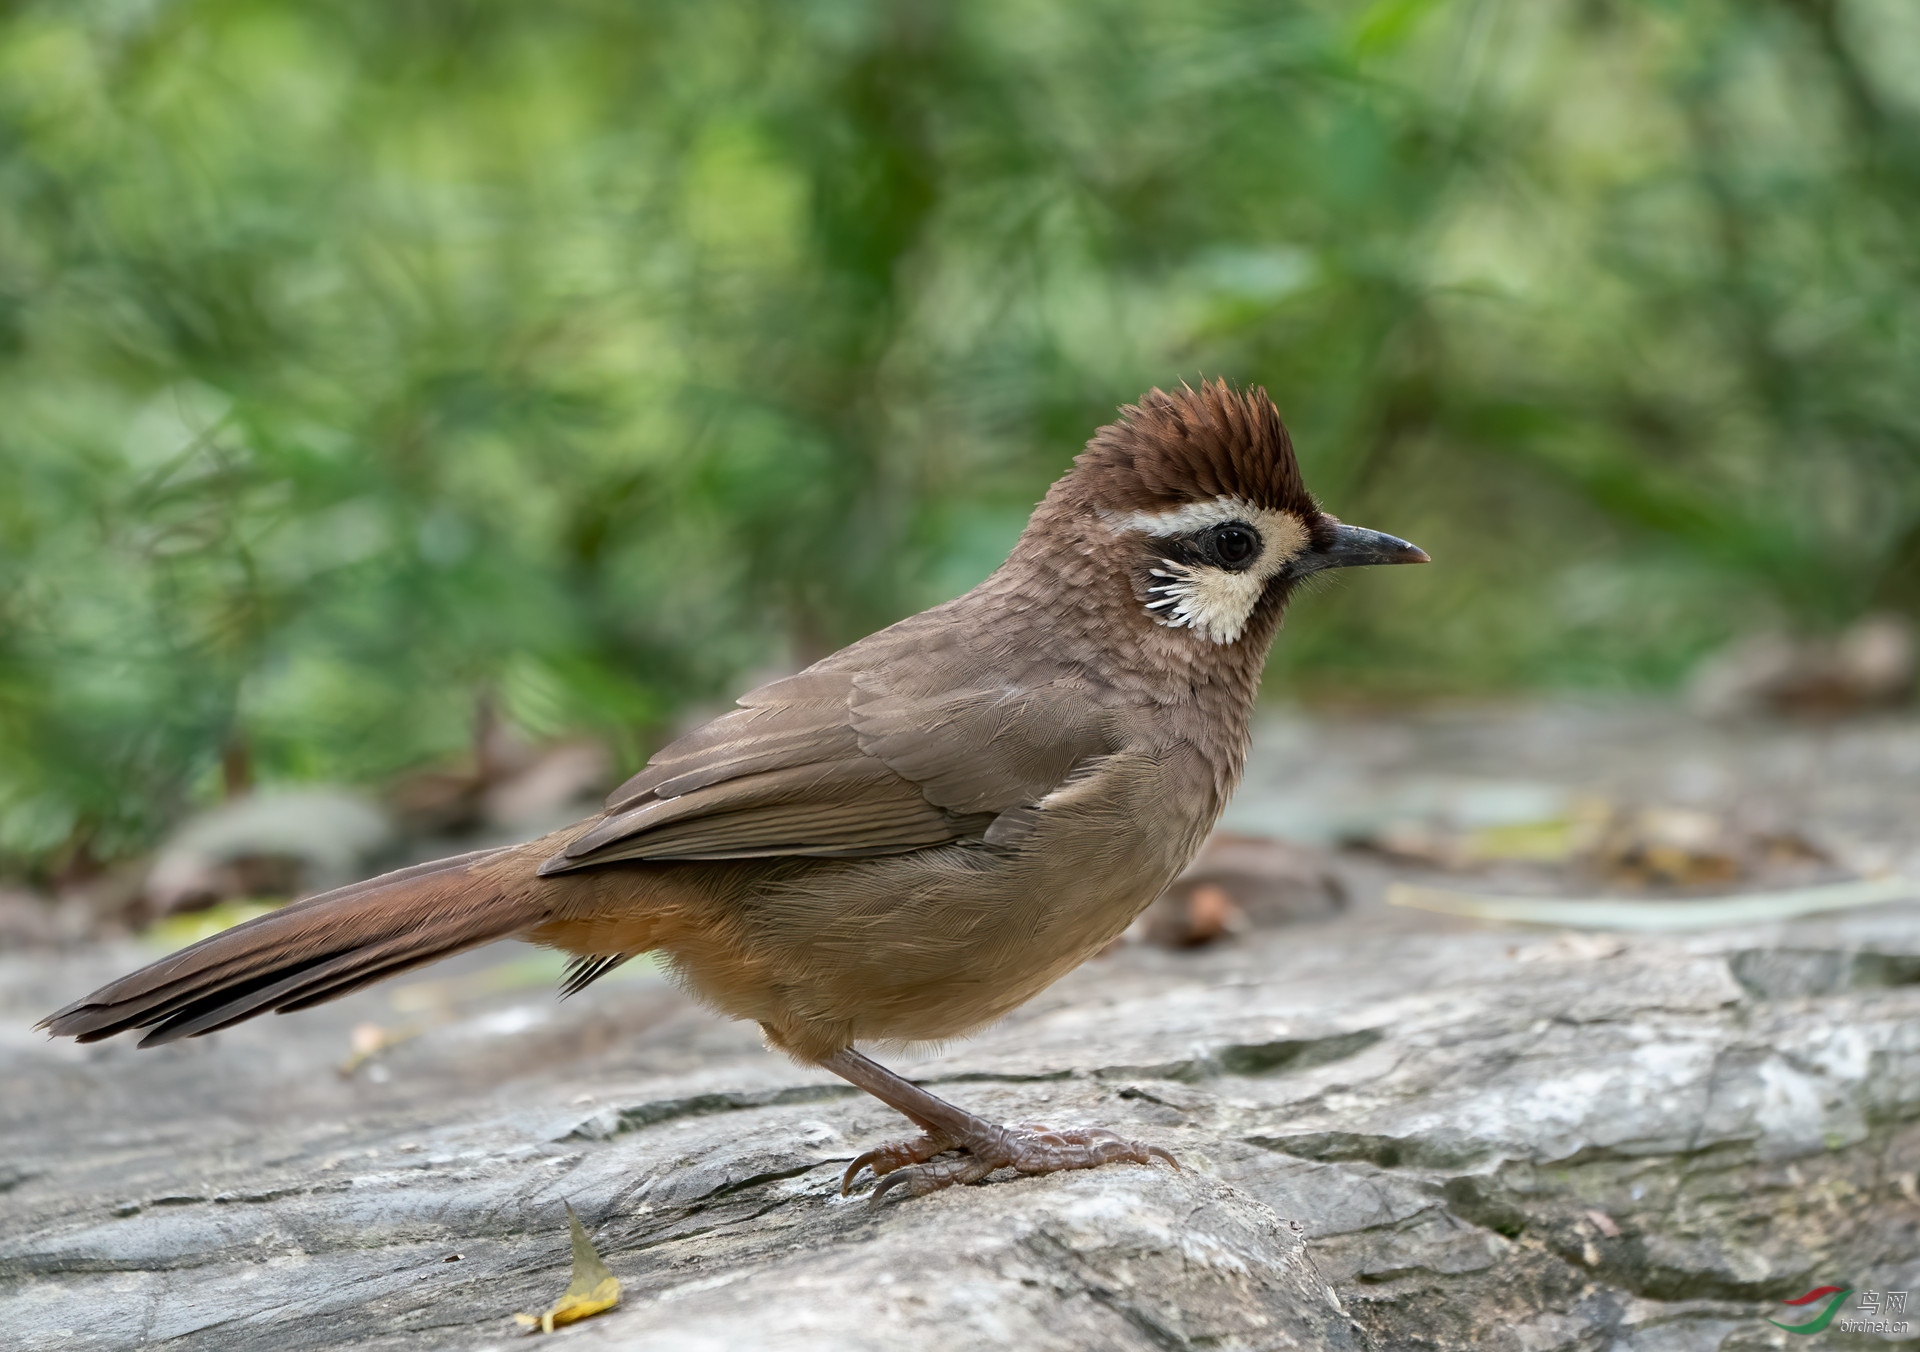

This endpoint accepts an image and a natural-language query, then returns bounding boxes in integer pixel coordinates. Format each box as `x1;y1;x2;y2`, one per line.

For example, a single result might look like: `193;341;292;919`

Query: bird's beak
1300;520;1430;574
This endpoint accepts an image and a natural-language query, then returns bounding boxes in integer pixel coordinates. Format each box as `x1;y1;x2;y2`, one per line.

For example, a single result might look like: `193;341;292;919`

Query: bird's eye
1206;523;1260;569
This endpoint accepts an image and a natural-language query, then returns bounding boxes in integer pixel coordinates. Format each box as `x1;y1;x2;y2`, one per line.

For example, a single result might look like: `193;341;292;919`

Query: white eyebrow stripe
1099;495;1257;536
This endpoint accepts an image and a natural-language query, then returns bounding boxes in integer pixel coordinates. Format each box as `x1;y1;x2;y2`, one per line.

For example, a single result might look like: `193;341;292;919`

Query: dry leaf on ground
514;1202;621;1335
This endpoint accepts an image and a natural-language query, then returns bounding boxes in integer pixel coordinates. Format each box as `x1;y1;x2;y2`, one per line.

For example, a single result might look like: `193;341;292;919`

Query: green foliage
1;0;1917;871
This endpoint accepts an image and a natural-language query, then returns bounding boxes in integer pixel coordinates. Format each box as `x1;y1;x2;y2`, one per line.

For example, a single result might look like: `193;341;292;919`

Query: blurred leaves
1;0;1917;874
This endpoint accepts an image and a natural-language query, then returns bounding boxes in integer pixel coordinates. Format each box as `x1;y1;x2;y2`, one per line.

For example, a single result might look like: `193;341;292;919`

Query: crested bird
41;381;1427;1201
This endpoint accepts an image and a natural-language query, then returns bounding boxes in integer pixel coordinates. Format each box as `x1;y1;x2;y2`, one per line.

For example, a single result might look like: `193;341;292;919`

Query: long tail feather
39;845;541;1046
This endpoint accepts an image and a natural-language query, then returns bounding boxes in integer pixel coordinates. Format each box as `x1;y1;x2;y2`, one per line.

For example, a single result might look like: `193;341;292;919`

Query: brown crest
1064;380;1314;517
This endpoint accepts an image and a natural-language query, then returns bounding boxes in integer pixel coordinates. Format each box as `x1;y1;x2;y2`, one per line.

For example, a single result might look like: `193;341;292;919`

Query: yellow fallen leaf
1466;817;1577;864
514;1203;620;1335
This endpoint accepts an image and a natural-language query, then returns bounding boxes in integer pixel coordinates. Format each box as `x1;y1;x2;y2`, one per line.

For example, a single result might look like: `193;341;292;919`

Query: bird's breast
687;743;1224;1050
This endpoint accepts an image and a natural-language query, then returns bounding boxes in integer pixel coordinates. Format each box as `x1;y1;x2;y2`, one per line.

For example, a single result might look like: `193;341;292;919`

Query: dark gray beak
1299;521;1430;574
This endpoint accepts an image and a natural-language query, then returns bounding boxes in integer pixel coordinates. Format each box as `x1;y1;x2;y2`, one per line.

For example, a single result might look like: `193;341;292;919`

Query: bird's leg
821;1047;1176;1203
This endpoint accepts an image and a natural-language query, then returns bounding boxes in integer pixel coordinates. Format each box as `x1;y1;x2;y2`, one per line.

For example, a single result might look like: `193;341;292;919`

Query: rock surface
4;704;1920;1351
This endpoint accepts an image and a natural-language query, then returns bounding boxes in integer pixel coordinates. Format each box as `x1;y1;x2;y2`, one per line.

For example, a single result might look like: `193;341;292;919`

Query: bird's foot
842;1121;1176;1203
840;1130;955;1194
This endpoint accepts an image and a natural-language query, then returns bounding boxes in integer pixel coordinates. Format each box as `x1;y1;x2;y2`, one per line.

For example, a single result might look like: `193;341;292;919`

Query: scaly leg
821;1047;1176;1203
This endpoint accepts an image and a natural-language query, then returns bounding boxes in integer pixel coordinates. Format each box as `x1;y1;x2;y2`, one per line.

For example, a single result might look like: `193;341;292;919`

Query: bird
40;380;1426;1202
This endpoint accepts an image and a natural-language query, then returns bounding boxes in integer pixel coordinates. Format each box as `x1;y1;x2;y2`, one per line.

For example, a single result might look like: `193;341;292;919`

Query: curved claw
867;1167;919;1206
841;1149;887;1196
867;1150;998;1207
841;1131;953;1196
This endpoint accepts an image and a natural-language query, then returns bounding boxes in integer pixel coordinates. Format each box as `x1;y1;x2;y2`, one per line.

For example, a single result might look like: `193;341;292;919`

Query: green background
3;0;1917;875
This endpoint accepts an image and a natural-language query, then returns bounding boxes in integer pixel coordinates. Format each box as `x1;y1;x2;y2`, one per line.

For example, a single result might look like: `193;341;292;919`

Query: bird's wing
539;660;1116;873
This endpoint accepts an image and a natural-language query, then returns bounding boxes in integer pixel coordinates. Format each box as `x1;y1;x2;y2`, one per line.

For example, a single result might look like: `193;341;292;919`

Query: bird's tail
39;845;546;1047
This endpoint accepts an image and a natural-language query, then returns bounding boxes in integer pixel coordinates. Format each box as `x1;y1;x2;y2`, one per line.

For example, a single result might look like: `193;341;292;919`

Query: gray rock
5;704;1920;1350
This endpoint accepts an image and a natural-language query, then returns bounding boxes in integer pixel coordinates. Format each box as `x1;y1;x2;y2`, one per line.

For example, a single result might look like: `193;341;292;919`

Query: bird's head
1038;379;1427;647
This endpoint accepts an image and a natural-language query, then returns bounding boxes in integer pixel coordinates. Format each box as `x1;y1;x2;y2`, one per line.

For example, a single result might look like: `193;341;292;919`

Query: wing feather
541;644;1121;875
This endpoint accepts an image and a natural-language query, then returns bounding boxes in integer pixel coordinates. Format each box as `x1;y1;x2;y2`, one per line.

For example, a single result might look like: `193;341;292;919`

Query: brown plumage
1071;380;1312;516
41;380;1426;1200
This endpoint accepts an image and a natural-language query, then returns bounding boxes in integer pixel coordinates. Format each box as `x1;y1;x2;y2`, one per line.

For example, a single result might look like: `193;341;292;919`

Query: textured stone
4;705;1919;1350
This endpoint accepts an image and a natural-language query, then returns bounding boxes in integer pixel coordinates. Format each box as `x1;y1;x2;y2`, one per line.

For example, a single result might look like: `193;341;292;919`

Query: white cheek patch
1142;563;1268;644
1104;497;1310;645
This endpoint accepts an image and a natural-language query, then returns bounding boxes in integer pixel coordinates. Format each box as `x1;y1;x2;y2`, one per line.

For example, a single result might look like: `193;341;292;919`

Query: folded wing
538;660;1116;874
